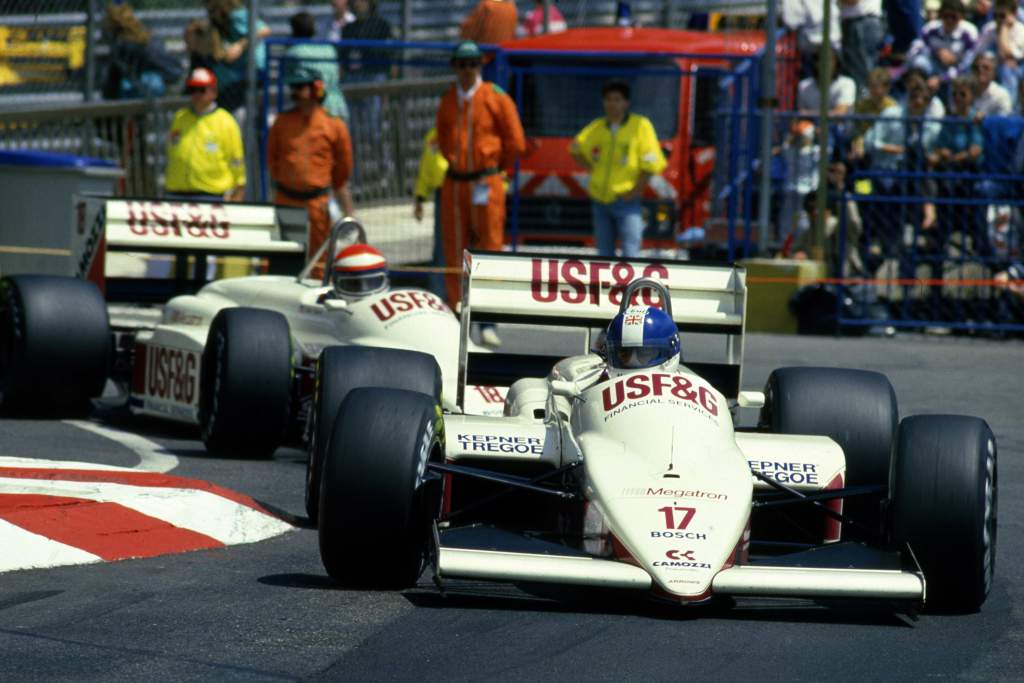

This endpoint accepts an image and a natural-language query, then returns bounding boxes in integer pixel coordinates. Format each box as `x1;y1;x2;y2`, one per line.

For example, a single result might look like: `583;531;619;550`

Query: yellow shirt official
165;106;245;195
570;113;667;205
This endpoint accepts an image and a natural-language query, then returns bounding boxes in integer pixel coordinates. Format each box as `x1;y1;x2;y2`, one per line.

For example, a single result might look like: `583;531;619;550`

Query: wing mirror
737;391;765;408
549;379;580;398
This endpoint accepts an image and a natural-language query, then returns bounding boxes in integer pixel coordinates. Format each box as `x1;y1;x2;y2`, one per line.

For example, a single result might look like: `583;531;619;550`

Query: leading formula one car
313;251;997;613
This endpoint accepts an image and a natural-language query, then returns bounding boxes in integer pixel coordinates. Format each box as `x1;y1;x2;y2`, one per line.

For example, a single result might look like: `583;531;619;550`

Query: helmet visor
607;339;677;369
334;270;388;296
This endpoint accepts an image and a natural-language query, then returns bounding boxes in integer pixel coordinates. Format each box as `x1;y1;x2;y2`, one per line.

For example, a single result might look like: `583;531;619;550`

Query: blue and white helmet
605;305;681;376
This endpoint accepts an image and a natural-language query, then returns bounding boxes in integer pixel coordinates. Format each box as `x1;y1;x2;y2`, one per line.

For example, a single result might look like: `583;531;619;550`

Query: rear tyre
305;346;442;524
760;367;898;540
198;308;292;458
890;415;997;613
0;275;109;415
318;388;443;587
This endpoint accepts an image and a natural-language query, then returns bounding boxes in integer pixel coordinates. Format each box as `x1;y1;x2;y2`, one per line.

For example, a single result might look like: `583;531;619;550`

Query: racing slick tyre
760;367;898;541
0;275;109;415
199;308;292;458
890;415;997;613
319;387;443;588
305;346;442;524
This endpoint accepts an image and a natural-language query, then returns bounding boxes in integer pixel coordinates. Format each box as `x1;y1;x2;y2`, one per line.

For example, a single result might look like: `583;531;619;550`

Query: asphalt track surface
2;331;1022;681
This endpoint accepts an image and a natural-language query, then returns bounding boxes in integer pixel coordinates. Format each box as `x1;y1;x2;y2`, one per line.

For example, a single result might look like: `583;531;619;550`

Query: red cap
333;244;387;272
186;68;217;89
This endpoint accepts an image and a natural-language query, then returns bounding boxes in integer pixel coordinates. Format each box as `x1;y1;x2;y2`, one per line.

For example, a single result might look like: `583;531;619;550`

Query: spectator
972;51;1014;116
267;67;355;277
204;0;271;116
840;0;885;92
164;68;245;202
782;0;842;76
968;0;993;28
776;119;821;242
930;74;985;252
518;1;568;38
865;82;941;230
850;67;898;162
413;127;449;298
797;48;857;116
342;0;395;193
792;161;868;277
966;0;1024;105
905;0;978;92
184;18;221;75
341;0;394;82
317;0;355;42
461;0;518;45
886;0;925;59
569;80;668;258
101;3;183;99
285;11;349;122
435;41;526;326
904;67;948;117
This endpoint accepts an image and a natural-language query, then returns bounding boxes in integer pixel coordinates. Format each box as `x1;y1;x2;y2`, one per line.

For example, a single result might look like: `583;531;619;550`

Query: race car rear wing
457;251;747;407
71;195;307;302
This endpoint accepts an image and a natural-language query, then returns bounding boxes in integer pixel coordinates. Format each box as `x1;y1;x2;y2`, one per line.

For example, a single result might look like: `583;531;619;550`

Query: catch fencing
763;109;1024;333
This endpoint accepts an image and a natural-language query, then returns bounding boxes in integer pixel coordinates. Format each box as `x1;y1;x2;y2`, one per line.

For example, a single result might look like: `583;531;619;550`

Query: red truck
500;27;795;248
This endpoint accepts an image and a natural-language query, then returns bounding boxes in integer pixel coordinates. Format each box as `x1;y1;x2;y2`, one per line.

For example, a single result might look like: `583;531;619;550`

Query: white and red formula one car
314;251;997;613
0;199;500;505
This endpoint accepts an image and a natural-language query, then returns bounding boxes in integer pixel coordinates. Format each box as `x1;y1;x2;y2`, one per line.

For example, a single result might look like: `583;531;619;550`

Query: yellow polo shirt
165;106;245;195
570;113;667;205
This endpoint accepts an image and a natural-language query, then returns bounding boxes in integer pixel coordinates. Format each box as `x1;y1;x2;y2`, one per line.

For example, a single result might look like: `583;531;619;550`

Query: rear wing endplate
457;251;747;407
71;195;307;302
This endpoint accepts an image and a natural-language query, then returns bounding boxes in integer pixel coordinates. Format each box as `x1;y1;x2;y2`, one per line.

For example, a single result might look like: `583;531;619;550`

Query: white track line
64;420;180;473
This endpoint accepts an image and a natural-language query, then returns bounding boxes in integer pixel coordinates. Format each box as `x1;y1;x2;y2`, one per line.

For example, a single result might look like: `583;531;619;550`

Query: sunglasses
454;60;481;69
188;86;211;94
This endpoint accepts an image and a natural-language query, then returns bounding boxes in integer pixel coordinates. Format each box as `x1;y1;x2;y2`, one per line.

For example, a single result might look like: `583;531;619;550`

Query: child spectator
518;1;567;38
965;0;1024;105
776;119;821;243
849;67;898;162
972;51;1014;116
906;0;978;91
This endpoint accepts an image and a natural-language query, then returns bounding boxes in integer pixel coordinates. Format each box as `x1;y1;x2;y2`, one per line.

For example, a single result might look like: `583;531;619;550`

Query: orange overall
435;81;525;306
267;105;353;275
460;0;519;45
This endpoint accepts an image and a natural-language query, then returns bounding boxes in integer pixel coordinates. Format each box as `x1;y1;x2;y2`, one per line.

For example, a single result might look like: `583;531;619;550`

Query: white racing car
314;251;997;613
0;199;499;522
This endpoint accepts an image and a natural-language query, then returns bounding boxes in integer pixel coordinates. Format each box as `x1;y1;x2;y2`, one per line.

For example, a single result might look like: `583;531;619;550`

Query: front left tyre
890;414;997;613
319;387;444;588
198;307;292;458
0;275;110;415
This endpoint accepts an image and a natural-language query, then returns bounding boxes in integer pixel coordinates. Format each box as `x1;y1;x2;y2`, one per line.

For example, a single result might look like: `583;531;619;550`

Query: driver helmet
605;305;681;376
332;244;389;299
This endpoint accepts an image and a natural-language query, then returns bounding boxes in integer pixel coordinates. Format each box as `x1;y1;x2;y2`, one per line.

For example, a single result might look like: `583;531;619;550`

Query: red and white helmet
332;244;389;298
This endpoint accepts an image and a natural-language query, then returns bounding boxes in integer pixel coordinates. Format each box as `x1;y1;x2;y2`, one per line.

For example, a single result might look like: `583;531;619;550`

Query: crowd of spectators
776;0;1024;313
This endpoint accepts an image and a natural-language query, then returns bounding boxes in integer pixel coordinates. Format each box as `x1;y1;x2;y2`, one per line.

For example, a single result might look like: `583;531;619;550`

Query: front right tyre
890;414;997;613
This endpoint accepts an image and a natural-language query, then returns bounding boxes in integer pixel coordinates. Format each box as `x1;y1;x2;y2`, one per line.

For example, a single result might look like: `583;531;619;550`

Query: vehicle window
508;57;680;138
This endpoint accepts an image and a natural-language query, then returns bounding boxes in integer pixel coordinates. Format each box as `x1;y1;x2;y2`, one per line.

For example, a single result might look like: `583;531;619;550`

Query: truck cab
500;27;791;249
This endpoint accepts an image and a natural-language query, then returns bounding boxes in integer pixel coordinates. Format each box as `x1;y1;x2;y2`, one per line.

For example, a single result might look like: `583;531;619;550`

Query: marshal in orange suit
435;41;526;307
